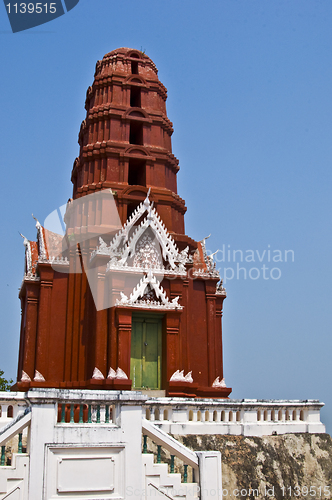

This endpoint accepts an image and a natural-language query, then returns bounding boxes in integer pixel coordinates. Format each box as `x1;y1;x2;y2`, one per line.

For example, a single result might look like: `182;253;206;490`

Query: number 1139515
281;486;330;497
6;3;57;14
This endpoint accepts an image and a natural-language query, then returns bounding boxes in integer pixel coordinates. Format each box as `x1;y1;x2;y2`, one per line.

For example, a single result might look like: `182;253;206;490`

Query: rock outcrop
173;433;332;500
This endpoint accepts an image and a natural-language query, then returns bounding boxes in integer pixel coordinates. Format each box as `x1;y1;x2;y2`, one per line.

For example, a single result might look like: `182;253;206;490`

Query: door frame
130;312;164;390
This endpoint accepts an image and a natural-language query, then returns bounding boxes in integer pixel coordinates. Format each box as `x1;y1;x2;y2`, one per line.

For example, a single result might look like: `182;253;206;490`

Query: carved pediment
91;191;190;311
115;270;182;310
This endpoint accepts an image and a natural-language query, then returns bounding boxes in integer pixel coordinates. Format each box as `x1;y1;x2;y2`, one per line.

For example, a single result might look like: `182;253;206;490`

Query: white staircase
0;411;31;448
0;453;29;500
142;453;199;500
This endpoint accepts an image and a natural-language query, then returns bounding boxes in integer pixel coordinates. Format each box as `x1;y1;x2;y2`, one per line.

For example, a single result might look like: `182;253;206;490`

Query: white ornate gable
115;270;182;310
89;192;222;311
32;215;47;260
92;191;189;276
132;233;162;269
91;190;153;259
115;207;180;269
20;233;33;274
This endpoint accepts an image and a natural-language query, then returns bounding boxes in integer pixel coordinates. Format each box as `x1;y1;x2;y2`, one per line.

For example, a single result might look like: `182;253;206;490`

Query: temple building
0;48;326;500
14;48;231;398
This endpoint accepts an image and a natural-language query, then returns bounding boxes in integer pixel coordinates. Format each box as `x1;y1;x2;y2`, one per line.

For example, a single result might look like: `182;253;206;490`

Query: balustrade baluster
1;446;5;466
143;435;147;454
70;404;74;423
18;433;23;453
61;404;66;423
105;405;110;423
96;405;100;423
88;405;92;423
183;464;188;483
157;445;161;463
170;455;175;473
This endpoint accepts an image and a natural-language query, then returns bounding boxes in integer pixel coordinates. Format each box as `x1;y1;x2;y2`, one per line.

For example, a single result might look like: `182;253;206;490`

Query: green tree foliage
0;370;13;391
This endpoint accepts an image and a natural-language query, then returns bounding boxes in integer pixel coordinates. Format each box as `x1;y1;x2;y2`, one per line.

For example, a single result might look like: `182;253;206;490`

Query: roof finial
19;232;29;246
32;214;47;259
144;187;151;208
19;232;33;273
200;234;211;246
32;213;41;228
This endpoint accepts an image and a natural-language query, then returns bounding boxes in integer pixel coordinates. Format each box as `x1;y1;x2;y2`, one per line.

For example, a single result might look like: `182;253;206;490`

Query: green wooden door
130;315;162;389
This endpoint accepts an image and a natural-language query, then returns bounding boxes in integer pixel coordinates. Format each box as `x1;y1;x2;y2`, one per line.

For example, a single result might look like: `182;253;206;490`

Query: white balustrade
143;398;325;436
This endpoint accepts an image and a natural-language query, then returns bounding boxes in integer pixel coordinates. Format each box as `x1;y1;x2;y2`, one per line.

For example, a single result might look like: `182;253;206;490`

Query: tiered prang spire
15;48;231;398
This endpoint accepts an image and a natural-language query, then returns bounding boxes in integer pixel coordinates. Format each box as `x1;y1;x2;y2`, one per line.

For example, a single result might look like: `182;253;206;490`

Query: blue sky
1;0;331;433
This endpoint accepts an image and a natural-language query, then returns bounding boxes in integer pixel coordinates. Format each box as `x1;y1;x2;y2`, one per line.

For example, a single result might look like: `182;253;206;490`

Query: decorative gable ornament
132;233;162;269
115;368;128;380
107;367;116;379
170;370;193;383
91;191;153;259
20;234;32;273
216;280;226;296
92;190;189;277
21;371;31;382
34;370;45;382
92;367;104;380
107;367;128;380
115;270;182;310
32;214;48;261
212;376;226;388
90;191;190;311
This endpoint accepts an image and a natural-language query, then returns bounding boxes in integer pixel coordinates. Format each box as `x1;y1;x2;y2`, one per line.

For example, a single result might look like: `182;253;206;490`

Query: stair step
142;453;199;500
146;479;199;500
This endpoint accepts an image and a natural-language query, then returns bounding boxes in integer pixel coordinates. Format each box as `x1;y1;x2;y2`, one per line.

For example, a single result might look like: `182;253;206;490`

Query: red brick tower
15;48;231;398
